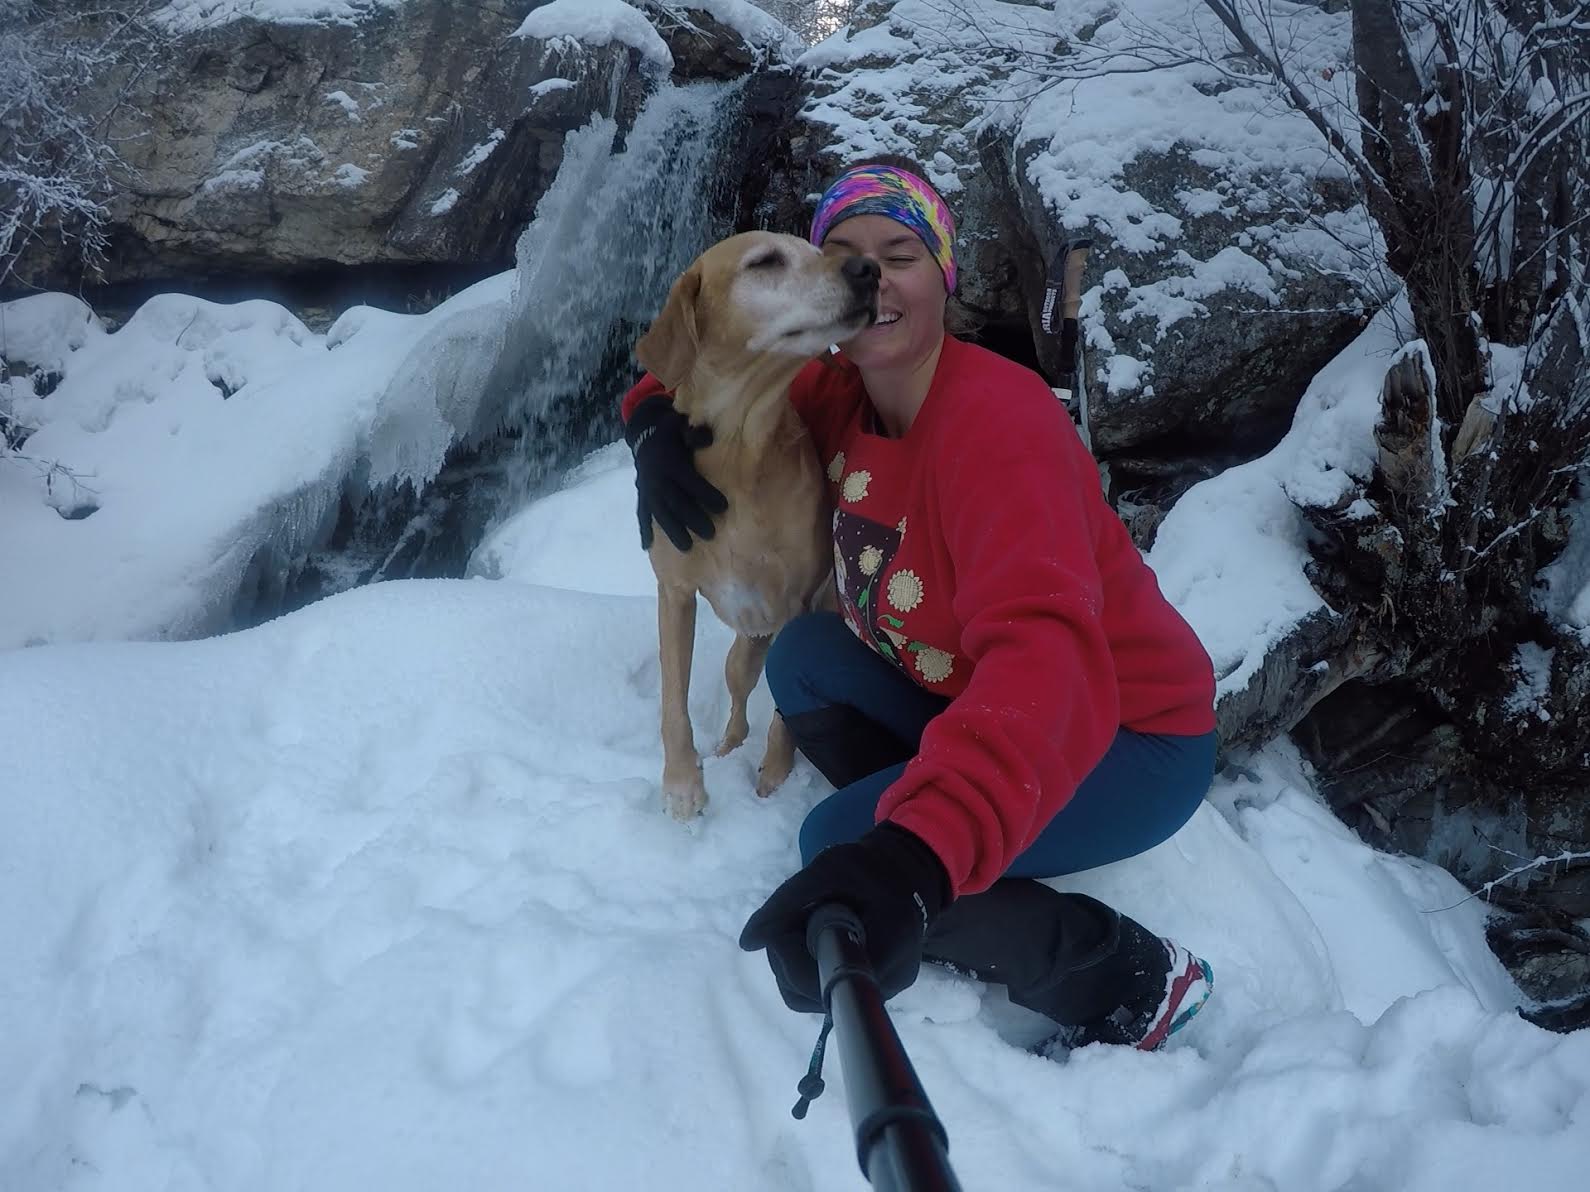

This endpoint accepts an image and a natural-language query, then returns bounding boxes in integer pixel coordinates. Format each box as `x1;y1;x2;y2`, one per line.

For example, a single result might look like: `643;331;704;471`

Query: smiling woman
620;156;1222;1062
828;153;981;337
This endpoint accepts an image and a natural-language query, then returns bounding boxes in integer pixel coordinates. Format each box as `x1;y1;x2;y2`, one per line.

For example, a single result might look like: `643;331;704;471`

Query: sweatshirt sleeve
876;393;1121;896
620;372;671;423
620;359;839;433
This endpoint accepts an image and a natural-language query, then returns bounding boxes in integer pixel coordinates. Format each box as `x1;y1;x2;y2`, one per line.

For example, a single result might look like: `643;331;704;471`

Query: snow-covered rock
786;0;1373;492
15;1;797;290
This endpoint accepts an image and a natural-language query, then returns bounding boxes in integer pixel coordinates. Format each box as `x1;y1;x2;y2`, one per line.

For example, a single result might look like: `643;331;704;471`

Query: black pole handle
807;903;964;1192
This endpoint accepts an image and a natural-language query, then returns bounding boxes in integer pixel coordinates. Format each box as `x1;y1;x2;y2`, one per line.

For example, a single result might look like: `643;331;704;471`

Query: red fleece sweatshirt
622;336;1216;895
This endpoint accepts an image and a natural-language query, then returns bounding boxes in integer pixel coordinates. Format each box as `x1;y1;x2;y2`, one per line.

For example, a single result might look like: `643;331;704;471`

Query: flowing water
262;77;752;617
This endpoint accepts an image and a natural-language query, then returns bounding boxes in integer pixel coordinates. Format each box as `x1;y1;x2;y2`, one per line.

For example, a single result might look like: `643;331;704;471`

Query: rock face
15;1;792;293
994;139;1367;496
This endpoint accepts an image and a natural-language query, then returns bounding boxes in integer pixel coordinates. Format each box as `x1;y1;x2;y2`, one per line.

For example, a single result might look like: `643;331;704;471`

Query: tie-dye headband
810;165;958;292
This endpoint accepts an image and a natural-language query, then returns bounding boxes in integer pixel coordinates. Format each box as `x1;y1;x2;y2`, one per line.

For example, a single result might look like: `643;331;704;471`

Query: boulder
12;0;793;293
782;0;1368;503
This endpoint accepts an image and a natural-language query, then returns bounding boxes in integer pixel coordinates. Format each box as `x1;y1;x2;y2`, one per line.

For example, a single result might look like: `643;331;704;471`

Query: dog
634;230;880;820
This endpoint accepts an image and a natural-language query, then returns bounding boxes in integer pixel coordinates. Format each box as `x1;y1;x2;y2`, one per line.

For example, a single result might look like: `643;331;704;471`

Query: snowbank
3;480;1584;1189
0;278;513;649
1148;302;1399;698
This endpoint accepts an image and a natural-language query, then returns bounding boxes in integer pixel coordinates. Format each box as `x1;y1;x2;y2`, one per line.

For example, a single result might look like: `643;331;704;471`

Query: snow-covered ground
5;410;1590;1189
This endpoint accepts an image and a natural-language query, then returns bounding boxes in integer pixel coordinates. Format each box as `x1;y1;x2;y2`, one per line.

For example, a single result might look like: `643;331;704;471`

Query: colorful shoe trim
1136;940;1214;1052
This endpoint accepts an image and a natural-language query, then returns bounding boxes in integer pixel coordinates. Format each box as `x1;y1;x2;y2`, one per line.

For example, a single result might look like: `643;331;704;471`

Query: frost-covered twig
1429;849;1590;911
0;1;166;287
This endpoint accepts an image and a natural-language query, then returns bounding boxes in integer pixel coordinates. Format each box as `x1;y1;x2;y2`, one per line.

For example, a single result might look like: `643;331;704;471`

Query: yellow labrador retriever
635;231;879;820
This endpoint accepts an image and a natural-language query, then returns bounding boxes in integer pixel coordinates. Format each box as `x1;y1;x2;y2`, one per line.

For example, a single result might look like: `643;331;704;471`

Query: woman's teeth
874;312;902;326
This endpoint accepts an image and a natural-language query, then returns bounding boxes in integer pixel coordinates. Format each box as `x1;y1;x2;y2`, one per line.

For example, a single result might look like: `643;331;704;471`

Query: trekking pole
1040;238;1093;453
806;903;964;1192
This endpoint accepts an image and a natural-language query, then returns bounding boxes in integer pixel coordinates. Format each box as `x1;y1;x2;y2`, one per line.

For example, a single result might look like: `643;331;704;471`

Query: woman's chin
844;322;905;367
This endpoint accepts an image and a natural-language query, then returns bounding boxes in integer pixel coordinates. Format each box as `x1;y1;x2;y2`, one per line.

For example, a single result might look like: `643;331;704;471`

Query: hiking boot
1061;938;1214;1052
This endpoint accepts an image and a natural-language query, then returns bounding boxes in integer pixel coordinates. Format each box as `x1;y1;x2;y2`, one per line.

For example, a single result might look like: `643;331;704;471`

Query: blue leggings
765;612;1216;874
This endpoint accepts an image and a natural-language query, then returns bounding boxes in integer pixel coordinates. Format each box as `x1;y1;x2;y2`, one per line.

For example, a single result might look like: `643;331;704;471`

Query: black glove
739;824;951;1013
626;395;728;552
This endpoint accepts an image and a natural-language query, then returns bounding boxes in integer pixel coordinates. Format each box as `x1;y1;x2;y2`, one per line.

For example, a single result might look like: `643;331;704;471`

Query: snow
4;426;1589;1189
797;0;1373;394
455;129;506;177
429;187;460;215
5;270;1589;1187
512;0;674;72
1503;641;1555;722
0;292;102;372
1540;481;1590;640
153;0;402;31
201;168;265;193
3;77;742;653
324;89;361;120
153;0;404;31
3;11;1587;1177
528;77;576;98
0;277;513;650
466;443;654;599
155;0;801;62
1149;301;1402;699
205;137;329;191
674;0;806;59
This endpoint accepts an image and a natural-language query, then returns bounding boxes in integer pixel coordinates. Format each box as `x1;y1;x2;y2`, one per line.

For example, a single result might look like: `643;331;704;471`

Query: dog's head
635;231;880;390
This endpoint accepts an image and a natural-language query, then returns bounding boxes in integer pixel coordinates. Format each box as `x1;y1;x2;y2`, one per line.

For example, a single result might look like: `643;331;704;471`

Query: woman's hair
829;154;980;335
840;152;938;185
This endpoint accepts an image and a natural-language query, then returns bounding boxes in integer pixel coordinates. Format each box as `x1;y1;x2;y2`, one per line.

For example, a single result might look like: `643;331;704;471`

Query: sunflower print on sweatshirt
832;506;958;687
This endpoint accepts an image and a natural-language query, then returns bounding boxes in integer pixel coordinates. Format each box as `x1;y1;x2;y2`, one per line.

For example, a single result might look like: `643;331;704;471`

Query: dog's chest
692;435;830;636
699;575;787;637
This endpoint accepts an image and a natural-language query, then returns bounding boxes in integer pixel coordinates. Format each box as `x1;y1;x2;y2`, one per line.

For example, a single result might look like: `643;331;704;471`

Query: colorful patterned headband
810;165;958;292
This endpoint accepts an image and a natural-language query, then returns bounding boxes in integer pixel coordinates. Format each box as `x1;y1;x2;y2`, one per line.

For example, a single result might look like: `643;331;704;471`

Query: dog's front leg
716;632;772;758
755;712;795;797
717;632;794;797
657;584;709;820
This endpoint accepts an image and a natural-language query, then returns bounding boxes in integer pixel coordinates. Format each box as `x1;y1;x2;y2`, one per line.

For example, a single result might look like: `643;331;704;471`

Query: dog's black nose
841;256;880;286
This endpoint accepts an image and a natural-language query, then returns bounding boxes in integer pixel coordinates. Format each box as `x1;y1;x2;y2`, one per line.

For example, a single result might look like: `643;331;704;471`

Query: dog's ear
635;263;702;389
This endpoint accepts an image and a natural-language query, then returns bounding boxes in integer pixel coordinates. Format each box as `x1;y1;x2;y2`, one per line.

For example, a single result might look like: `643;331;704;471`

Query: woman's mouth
871;311;902;328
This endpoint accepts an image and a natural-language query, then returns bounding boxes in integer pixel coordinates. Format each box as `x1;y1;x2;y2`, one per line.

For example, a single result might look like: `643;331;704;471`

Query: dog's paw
663;775;709;821
713;729;748;758
754;755;793;798
754;714;795;797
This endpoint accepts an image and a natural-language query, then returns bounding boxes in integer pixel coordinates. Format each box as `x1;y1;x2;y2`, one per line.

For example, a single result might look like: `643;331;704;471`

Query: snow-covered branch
0;1;165;287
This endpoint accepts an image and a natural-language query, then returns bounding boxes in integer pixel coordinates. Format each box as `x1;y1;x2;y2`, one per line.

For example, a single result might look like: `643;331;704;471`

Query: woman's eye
749;253;783;269
887;256;917;265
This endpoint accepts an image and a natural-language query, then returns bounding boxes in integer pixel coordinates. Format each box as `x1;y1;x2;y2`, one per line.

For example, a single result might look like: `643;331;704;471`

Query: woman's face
821;213;948;372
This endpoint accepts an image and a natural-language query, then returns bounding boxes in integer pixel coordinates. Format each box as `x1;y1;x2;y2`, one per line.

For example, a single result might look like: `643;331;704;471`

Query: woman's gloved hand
739;824;951;1012
626;395;728;551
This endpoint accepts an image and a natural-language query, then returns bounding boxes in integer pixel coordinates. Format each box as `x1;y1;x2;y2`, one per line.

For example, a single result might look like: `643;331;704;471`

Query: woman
621;160;1219;1054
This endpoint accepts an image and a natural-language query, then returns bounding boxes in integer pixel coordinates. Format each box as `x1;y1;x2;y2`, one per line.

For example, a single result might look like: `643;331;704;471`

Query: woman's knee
797;767;903;864
765;612;848;714
798;790;868;864
798;803;842;865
